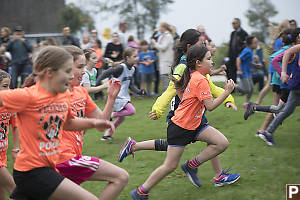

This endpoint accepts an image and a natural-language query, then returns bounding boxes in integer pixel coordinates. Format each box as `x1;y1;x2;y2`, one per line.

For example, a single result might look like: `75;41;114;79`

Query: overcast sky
67;0;300;45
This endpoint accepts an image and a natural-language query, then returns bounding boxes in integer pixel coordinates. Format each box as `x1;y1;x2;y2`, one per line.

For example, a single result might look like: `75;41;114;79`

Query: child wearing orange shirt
130;45;235;200
0;70;19;200
2;46;115;200
55;46;128;200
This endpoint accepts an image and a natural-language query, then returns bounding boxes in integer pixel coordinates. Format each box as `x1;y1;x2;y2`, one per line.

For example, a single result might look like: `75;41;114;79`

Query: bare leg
0;167;15;198
87;160;129;200
134;140;156;151
195;126;229;163
256;75;271;105
49;178;98;200
210;157;222;178
0;187;5;200
142;146;184;191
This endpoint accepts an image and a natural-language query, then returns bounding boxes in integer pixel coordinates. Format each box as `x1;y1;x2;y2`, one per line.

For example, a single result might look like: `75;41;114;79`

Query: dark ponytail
172;29;202;71
171;45;209;92
281;28;300;45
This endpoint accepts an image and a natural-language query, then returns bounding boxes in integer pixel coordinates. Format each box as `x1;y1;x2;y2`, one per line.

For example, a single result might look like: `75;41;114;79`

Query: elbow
205;106;214;112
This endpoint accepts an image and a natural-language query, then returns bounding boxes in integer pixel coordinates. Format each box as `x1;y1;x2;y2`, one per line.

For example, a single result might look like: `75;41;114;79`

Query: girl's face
0;77;10;90
208;41;216;56
71;54;86;86
49;59;74;93
196;51;214;75
87;52;98;68
126;50;138;65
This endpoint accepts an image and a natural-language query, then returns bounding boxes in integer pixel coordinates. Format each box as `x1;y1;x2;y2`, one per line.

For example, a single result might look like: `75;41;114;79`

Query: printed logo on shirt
76;110;84;118
43;115;63;140
71;99;87;114
38;104;68;114
0;122;8;140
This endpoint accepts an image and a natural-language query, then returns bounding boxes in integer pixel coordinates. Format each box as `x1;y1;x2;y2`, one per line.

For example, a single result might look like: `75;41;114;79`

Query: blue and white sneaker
258;131;276;146
181;161;202;187
130;189;149;200
119;137;136;162
214;168;240;187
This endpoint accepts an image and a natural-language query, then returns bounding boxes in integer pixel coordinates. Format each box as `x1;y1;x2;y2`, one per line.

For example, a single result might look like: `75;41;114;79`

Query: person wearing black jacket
6;26;33;88
62;26;80;47
228;18;248;83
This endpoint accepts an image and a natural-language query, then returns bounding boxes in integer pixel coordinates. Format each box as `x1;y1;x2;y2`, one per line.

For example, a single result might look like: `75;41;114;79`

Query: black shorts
10;167;65;200
280;88;290;103
167;121;210;147
272;85;281;94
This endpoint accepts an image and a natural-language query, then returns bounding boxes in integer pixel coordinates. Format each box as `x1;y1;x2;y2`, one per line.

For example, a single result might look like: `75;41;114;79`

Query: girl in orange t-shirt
55;46;128;200
130;45;235;199
0;46;115;200
0;70;19;200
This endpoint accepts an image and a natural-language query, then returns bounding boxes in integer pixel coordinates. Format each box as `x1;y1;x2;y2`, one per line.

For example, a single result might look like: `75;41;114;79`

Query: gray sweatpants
267;90;300;134
160;74;170;93
237;77;254;100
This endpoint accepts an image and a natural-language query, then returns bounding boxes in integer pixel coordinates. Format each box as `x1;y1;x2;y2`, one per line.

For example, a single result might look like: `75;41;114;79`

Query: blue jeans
11;63;30;89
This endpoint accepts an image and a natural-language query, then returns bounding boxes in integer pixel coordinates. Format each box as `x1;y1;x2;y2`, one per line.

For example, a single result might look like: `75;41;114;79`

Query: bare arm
236;57;242;75
11;126;20;161
87;79;121;120
203;79;235;111
82;82;108;94
64;117;115;133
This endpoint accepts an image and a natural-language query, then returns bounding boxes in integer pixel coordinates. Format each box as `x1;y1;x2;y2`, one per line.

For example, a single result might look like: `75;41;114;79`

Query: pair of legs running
102;103;136;140
12;159;128;200
0;167;15;200
53;159;129;200
258;89;300;146
130;126;235;199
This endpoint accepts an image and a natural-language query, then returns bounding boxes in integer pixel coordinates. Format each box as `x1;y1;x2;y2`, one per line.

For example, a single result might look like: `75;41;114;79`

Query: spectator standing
228;18;248;83
197;25;211;42
104;33;124;65
0;27;11;47
151;22;174;92
6;26;32;88
118;22;128;48
62;26;80;47
138;40;156;95
81;35;91;49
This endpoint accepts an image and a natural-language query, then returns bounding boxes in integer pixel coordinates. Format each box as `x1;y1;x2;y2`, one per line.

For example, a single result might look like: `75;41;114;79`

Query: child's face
50;59;74;93
71;54;86;87
196;51;214;75
208;41;216;56
250;38;258;49
87;52;98;67
0;77;10;90
127;50;138;65
141;44;148;51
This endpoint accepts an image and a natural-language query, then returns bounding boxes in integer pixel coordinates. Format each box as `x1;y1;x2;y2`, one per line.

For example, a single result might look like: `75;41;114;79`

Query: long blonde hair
269;19;290;45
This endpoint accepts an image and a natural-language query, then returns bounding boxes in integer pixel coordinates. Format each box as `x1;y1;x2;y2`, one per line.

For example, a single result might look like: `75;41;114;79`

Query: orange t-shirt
58;86;97;164
172;71;212;130
1;82;73;171
0;107;13;167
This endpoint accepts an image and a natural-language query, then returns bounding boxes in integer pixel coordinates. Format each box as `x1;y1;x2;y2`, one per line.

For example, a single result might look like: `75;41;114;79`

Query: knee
215;138;229;152
117;169;130;185
163;162;178;173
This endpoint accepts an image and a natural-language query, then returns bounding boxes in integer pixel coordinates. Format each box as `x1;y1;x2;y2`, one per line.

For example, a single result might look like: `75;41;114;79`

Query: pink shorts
56;155;100;185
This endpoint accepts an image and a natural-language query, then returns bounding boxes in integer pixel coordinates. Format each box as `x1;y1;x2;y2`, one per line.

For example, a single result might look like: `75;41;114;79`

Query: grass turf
6;82;300;200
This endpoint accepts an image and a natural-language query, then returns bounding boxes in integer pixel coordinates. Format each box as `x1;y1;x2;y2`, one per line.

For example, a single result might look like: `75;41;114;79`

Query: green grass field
7;83;300;200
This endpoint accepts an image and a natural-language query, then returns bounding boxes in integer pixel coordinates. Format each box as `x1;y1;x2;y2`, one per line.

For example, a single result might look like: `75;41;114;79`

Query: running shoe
258;131;276;146
244;102;256;120
119;137;136;162
181;161;202;187
101;135;114;141
130;189;149;200
214;168;240;187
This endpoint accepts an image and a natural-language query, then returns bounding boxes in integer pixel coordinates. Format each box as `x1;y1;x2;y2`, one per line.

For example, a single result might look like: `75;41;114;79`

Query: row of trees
61;0;278;43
